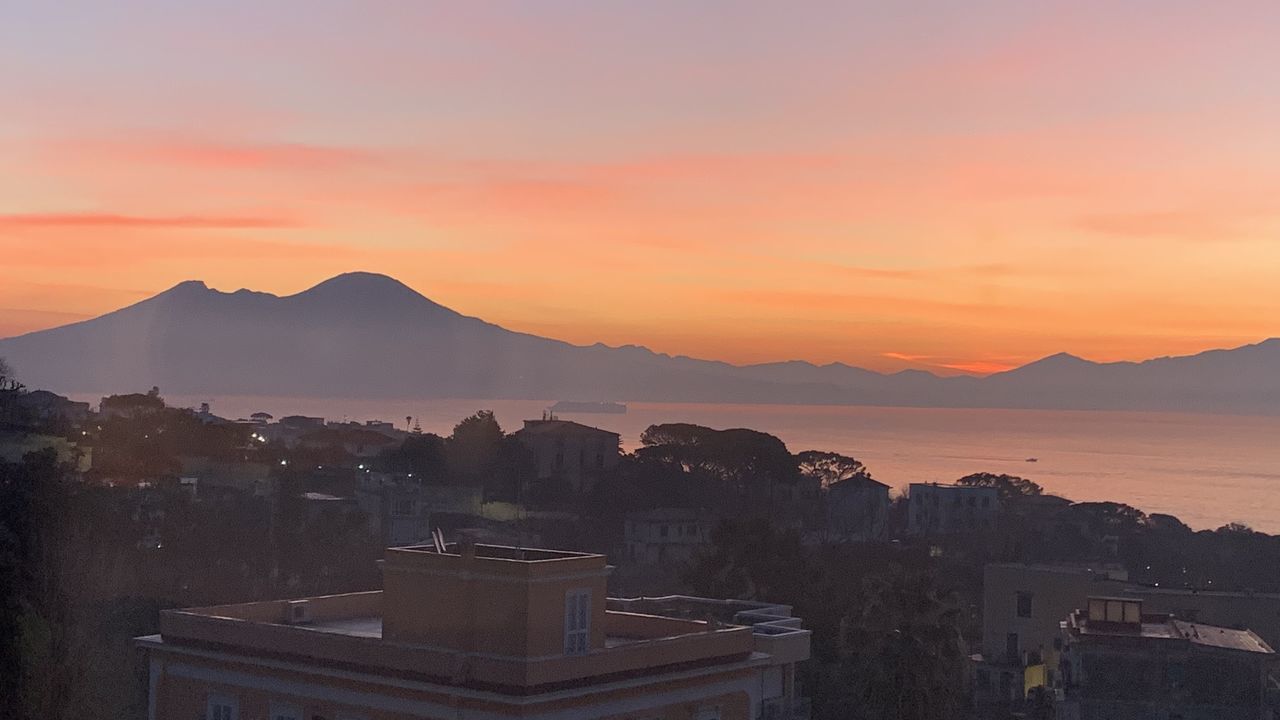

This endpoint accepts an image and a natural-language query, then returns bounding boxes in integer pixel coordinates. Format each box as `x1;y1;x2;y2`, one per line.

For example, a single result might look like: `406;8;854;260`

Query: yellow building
137;542;810;720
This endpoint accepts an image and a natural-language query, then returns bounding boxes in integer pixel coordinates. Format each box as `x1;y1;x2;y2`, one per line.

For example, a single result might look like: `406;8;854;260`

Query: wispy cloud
46;138;382;172
0;212;296;229
881;351;1020;376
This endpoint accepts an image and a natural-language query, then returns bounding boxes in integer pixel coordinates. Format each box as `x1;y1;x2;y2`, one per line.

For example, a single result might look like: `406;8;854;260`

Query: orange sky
3;2;1279;375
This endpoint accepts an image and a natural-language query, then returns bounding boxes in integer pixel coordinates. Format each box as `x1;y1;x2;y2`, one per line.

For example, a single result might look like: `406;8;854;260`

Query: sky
3;1;1280;375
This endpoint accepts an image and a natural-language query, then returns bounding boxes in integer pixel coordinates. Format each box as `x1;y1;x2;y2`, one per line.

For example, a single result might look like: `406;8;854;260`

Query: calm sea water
93;394;1280;533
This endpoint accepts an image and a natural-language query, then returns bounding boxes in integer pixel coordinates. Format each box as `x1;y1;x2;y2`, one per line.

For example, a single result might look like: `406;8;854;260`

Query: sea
94;394;1280;534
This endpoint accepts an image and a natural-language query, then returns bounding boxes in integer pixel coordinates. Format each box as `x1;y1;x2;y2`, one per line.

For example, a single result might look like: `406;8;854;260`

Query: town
2;377;1278;719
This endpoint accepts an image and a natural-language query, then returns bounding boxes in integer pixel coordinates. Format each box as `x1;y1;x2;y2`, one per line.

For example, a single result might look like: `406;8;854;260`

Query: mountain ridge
1;272;1277;414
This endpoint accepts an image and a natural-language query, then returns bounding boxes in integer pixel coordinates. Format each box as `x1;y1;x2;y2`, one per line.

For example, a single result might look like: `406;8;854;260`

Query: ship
550;400;627;414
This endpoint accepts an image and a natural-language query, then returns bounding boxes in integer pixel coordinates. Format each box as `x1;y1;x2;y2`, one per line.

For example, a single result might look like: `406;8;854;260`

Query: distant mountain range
1;272;1277;414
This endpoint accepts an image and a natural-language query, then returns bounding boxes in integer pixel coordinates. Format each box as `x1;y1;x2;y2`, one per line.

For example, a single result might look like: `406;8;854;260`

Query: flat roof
393;542;601;563
1072;611;1275;654
146;589;759;694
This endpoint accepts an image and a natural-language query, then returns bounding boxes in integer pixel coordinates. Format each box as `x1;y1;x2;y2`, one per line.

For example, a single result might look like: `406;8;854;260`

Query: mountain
1;272;1277;414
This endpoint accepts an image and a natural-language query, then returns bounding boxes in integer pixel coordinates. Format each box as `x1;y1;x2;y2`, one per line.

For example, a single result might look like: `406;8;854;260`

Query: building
1058;596;1277;719
609;595;811;720
974;563;1130;709
983;563;1131;669
984;563;1280;668
905;483;999;535
824;476;890;541
513;419;621;493
354;473;432;546
136;542;811;720
12;389;91;425
624;508;715;565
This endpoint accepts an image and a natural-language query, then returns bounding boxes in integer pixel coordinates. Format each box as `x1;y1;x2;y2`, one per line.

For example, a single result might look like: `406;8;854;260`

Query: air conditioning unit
285;600;312;625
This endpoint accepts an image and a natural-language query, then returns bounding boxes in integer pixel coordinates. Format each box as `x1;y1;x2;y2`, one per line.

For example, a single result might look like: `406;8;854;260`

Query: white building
906;483;999;535
624;508;715;565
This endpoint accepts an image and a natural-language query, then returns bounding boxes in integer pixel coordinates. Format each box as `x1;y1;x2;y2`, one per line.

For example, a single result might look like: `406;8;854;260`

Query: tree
446;410;504;479
797;450;873;489
381;433;448;478
824;565;971;720
638;423;798;517
682;518;810;601
955;472;1042;503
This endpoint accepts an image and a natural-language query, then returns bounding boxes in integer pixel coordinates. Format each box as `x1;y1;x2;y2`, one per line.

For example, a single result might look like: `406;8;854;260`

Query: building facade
824;476;890;542
624;508;715;565
137;542;811;720
1058;597;1276;720
905;483;999;536
513;419;621;493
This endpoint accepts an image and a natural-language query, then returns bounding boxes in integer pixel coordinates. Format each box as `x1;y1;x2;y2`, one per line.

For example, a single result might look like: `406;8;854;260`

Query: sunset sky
3;1;1279;375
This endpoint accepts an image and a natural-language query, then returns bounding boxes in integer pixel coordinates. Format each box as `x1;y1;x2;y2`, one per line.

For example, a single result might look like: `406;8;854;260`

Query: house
136;542;812;720
354;472;432;547
298;427;400;459
1057;597;1276;719
984;563;1280;669
979;562;1280;714
13;389;90;425
825;475;890;541
512;419;621;492
623;508;716;565
905;482;999;535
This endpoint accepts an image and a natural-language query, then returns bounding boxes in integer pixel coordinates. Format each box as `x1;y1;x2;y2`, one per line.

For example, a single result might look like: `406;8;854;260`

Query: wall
151;648;756;720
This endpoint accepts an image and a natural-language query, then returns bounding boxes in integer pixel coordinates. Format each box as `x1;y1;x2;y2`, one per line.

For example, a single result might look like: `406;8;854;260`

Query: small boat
550;401;627;414
1025;457;1039;463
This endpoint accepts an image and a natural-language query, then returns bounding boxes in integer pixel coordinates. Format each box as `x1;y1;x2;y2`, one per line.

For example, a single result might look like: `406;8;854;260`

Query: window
1006;632;1019;664
269;702;302;720
981;496;991;508
207;694;237;720
392;498;415;516
564;588;591;655
596;453;604;468
1016;591;1034;618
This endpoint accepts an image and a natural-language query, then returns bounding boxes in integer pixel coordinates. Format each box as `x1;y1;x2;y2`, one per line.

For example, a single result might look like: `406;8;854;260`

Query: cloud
881;351;1020;375
881;351;930;362
46;137;382;173
1073;211;1247;241
0;212;296;229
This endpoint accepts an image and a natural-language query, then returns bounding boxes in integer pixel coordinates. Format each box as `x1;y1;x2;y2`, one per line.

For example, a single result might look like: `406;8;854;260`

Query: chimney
457;530;477;561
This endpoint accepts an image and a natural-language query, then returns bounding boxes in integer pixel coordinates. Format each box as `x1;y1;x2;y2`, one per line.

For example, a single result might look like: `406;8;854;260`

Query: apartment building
137;542;811;720
905;483;999;536
1059;597;1276;720
513;419;621;493
623;508;715;565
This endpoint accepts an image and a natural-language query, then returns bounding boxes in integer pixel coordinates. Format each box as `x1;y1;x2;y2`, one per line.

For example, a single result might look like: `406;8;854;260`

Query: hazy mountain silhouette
1;272;1277;414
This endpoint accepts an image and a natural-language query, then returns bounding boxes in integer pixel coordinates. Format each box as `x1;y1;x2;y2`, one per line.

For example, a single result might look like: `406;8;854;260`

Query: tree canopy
955;472;1042;502
797;450;873;489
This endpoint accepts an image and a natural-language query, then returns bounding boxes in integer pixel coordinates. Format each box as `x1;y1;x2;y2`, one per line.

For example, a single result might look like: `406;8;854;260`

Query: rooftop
516;419;621;437
137;544;790;695
1068;606;1275;655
